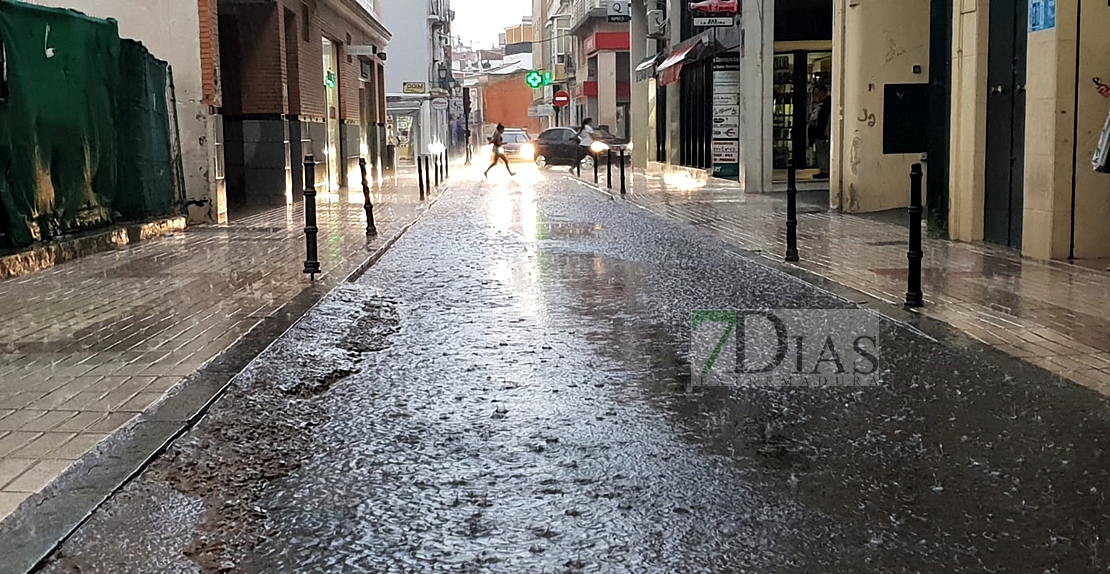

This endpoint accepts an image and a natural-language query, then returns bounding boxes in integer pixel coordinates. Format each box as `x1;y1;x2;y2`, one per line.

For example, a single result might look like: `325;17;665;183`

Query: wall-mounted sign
402;82;427;94
712;52;742;179
529;104;556;117
694;16;735;27
608;0;631;22
431;97;449;111
324;70;337;89
1028;0;1055;32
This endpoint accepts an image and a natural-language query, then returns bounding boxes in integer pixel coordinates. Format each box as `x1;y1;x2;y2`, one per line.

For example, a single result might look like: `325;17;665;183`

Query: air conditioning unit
647;10;666;38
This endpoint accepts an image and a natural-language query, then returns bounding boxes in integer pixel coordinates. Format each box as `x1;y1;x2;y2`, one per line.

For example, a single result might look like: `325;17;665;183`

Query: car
499;130;536;163
531;127;632;170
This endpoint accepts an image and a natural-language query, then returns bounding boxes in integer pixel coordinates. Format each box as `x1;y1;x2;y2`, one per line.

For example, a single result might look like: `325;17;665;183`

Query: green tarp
0;1;180;249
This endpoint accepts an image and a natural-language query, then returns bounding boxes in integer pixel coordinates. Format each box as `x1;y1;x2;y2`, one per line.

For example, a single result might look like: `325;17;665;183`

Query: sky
450;0;533;49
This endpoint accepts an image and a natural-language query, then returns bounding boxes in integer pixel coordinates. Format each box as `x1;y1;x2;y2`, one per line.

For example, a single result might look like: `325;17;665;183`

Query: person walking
576;118;596;166
809;85;832;180
484;124;515;178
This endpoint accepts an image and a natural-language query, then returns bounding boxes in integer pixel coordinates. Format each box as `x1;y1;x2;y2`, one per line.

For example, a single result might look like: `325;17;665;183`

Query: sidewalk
0;168;436;523
603;170;1110;394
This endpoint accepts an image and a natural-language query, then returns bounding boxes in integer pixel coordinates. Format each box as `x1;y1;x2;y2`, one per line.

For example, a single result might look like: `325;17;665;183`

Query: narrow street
39;167;1110;573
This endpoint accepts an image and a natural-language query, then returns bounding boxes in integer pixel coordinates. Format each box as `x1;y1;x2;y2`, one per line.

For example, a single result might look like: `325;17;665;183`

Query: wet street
37;168;1110;573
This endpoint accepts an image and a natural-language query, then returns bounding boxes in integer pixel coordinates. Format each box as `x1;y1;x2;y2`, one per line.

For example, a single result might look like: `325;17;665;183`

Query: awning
657;40;706;87
635;53;663;82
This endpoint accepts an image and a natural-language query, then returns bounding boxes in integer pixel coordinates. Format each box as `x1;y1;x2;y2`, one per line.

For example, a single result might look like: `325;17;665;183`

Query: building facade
217;0;390;216
382;0;454;160
568;0;631;139
33;0;227;223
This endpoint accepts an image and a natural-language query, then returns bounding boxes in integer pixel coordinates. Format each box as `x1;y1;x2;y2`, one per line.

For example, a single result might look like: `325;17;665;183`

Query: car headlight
590;141;611;153
521;143;535;158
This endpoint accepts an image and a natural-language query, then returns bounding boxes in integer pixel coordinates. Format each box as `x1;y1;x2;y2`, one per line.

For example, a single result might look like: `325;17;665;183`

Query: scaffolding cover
0;1;179;249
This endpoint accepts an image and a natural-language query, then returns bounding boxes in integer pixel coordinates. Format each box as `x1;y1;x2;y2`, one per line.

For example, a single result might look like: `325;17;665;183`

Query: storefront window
0;33;8;100
772;50;832;170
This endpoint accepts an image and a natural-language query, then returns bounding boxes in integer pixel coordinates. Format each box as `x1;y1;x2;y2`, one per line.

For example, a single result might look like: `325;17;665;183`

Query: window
301;3;310;43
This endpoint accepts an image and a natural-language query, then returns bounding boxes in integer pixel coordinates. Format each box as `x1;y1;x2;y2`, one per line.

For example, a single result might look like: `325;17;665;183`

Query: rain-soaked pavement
35;168;1110;573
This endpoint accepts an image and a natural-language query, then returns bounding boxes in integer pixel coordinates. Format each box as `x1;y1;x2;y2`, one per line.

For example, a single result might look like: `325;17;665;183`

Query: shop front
772;48;831;171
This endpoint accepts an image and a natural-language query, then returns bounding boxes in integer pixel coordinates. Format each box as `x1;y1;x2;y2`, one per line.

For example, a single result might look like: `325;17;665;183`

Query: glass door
772;53;795;169
322;38;341;190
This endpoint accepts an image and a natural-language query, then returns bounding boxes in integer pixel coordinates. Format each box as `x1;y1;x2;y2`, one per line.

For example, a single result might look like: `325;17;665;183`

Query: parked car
531;127;632;169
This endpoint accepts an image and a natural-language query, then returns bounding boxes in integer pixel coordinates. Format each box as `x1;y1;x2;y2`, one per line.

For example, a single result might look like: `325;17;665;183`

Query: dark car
531;127;632;169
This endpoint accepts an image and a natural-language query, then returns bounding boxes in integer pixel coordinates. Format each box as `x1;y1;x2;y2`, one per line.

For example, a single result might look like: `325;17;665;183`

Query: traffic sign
553;90;570;108
608;0;631;22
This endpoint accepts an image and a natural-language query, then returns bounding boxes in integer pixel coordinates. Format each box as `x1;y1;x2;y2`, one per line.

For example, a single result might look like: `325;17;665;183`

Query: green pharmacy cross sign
525;70;553;89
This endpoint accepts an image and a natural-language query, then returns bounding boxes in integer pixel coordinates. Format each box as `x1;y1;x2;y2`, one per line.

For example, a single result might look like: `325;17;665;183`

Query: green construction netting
0;1;180;249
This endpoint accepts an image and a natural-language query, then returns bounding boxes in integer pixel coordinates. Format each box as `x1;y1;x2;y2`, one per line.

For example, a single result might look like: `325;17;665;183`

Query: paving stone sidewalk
587;170;1110;394
0;170;436;522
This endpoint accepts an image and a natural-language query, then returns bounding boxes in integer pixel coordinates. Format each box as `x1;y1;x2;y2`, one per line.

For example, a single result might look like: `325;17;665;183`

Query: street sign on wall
431;98;449;111
553;90;571;107
529;105;556;117
402;82;427;94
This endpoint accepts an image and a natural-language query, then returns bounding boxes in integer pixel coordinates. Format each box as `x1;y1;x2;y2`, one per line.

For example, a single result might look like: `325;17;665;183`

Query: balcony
571;0;605;32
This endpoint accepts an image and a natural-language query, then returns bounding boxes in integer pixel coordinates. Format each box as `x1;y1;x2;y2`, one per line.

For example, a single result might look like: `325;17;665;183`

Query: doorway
983;0;1027;248
322;38;341;191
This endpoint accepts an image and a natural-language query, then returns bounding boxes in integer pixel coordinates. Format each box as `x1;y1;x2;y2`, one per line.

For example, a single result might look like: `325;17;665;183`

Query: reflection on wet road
39;167;1110;573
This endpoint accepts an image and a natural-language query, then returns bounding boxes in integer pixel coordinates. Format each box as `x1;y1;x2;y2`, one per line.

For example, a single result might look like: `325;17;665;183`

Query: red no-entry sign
553;90;570;108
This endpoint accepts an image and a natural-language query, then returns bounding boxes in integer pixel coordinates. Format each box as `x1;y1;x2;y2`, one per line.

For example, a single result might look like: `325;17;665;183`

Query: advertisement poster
712;53;742;179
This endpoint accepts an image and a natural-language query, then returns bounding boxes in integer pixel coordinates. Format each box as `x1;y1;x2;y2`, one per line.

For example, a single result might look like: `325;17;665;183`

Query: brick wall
222;0;387;124
198;0;222;106
484;74;542;133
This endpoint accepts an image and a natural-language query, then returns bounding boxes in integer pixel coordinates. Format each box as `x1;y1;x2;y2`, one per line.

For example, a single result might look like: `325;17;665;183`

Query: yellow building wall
1069;0;1110;259
1022;1;1077;260
947;0;989;243
833;0;931;213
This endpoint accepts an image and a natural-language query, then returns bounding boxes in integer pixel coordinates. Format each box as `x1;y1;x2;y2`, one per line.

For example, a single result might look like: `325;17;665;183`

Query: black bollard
619;147;627;195
593;150;599;183
607;150;613;189
905;163;925;308
302;156;321;279
359;157;378;237
417;154;426;200
444;151;449;180
577;150;582;178
785;159;799;262
424;155;432;197
434;154;441;188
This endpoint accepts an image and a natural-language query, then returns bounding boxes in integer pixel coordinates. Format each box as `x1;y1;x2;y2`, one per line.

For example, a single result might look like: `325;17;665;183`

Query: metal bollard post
423;156;431;200
785;159;799;262
302;156;321;279
905;163;925;308
359;157;378;237
434;154;441;188
607;150;613;189
593;150;599;183
619;147;627;195
444;151;449;180
577;150;582;178
417;154;426;200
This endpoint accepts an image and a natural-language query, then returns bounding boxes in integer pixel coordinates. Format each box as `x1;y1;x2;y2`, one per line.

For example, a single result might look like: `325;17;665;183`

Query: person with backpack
484;124;515;178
